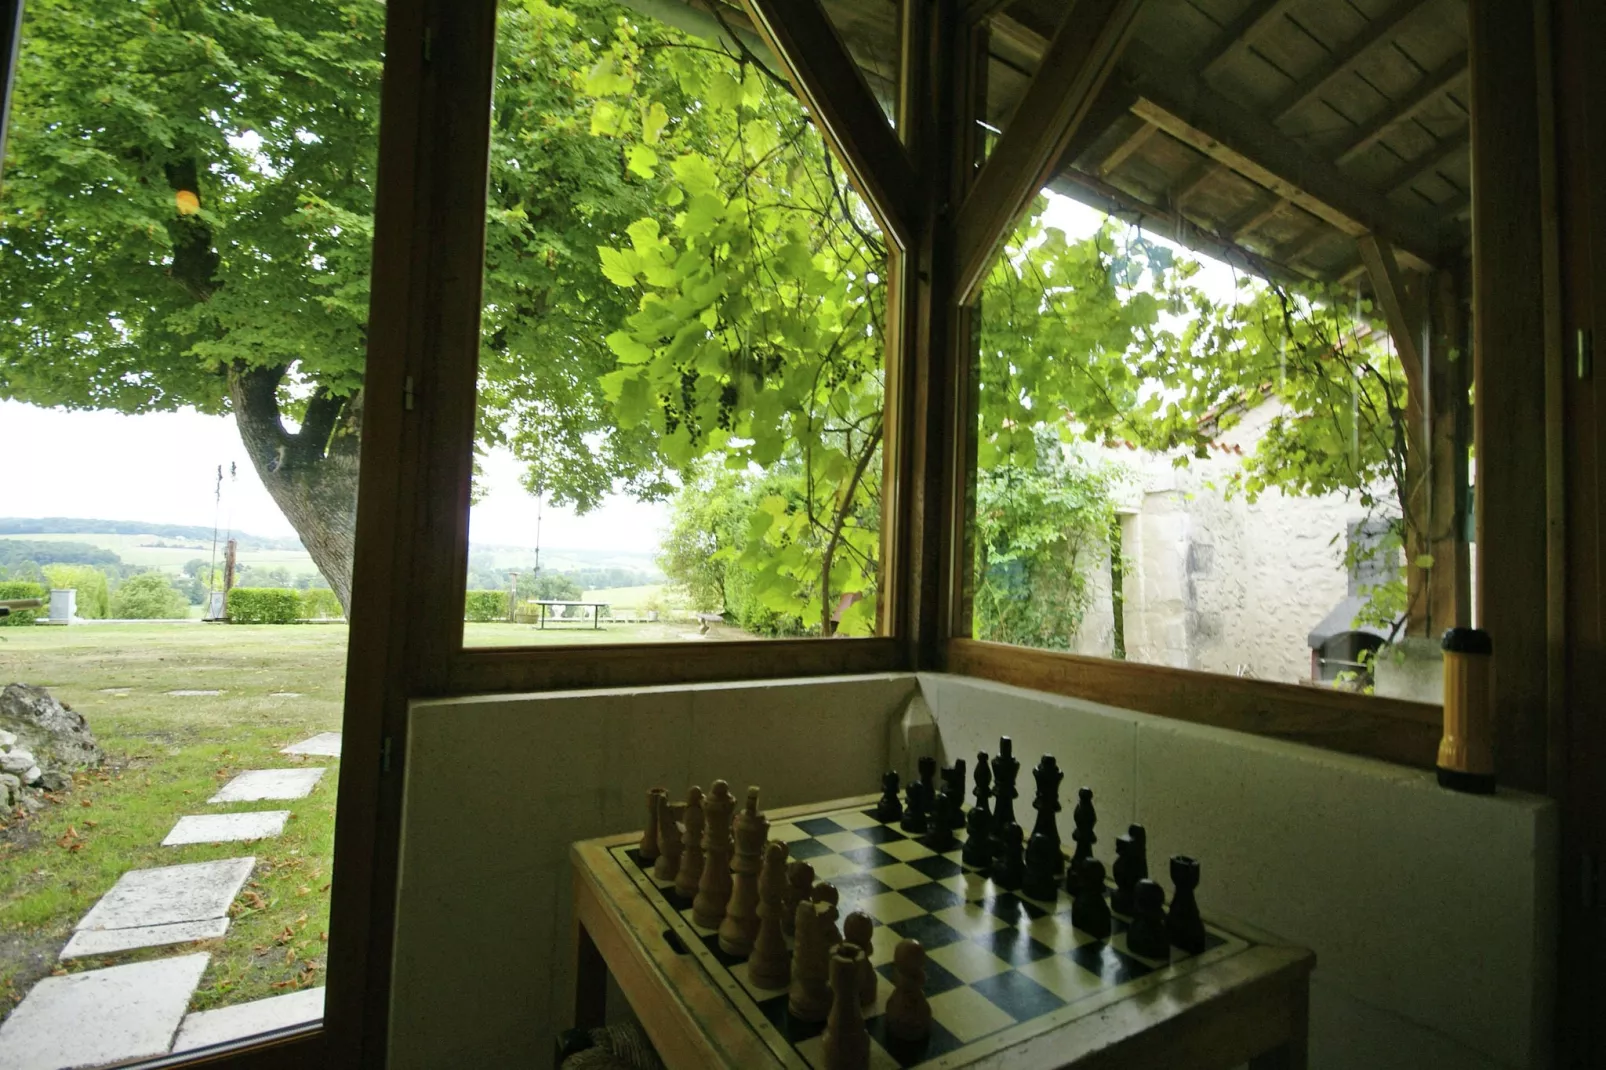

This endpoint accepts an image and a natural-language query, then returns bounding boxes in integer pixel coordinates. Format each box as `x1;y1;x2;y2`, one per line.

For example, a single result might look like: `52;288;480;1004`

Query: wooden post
1427;268;1472;634
1469;0;1550;792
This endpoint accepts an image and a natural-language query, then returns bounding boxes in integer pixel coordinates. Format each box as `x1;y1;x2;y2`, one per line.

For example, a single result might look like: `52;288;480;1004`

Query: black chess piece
901;757;935;833
1166;855;1206;954
991;823;1024;890
1070;858;1111;940
925;767;959;851
1064;787;1097;896
945;758;967;829
1126;878;1169;959
1027;756;1064;872
875;771;903;823
988;738;1020;861
961;753;994;869
1111;824;1147;915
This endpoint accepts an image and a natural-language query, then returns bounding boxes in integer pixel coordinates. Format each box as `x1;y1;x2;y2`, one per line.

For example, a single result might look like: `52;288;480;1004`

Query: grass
0;623;345;1017
0;532;320;578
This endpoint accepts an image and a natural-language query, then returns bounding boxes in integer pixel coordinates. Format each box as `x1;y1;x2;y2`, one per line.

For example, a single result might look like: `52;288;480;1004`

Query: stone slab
171;986;325;1053
76;857;256;932
269;692;304;698
0;953;209;1070
166;689;221;696
61;918;229;960
281;732;342;758
163;811;290;846
210;767;325;803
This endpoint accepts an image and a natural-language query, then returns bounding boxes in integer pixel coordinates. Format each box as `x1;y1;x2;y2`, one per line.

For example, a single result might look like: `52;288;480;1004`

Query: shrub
110;573;189;619
299;588;344;620
464;589;508;622
227;587;302;624
42;565;111;618
0;581;47;626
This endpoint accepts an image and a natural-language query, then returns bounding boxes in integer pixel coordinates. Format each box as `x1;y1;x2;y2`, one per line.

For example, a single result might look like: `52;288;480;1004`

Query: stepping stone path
171;986;325;1053
166;689;221;697
269;692;303;698
282;732;342;757
0;954;210;1070
75;858;256;935
163;811;291;846
210;767;324;803
61;918;229;961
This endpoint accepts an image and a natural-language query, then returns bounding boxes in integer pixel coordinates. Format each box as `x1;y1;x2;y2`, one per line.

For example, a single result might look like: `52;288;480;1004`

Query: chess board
609;795;1254;1070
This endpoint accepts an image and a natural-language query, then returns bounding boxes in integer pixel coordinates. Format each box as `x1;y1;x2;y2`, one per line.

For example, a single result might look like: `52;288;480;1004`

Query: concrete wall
920;673;1557;1070
392;672;1556;1070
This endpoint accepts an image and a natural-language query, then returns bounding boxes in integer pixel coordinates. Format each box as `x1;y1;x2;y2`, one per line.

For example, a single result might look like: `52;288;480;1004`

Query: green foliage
111;573;190;619
41;565;110;618
973;441;1120;651
0;538;121;572
0;581;47;626
299;588;344;620
465;590;510;623
226;587;301;624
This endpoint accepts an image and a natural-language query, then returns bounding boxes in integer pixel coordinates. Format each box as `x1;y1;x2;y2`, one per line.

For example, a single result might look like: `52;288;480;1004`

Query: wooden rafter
960;0;1014;22
1357;234;1425;400
1172;159;1227;209
1270;0;1431;124
1387;130;1470;194
952;0;1146;302
1098;120;1157;176
1335;51;1469;166
1232;195;1290;242
741;0;918;248
1127;46;1442;271
1199;0;1300;81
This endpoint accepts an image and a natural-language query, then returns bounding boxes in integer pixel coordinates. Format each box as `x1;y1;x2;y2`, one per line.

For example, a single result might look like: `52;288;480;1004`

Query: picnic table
530;600;610;630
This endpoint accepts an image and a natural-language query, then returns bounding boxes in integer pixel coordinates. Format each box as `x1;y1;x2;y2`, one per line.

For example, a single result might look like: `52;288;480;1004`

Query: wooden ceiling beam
1387;130;1471;194
1199;0;1301;81
1126;46;1442;271
741;0;918;249
953;0;1146;302
960;0;1014;22
1097;120;1157;176
1231;195;1291;243
1172;159;1227;209
1335;51;1469;166
1271;0;1430;125
1357;234;1425;410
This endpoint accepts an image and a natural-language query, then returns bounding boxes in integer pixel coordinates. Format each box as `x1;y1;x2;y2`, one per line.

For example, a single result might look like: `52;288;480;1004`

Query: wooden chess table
570;793;1314;1069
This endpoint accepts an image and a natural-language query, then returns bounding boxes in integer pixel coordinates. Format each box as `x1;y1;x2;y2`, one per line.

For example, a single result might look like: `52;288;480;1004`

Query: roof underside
646;0;1472;288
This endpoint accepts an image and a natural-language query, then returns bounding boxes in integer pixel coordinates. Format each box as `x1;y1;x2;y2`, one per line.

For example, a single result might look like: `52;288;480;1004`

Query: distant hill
0;517;305;552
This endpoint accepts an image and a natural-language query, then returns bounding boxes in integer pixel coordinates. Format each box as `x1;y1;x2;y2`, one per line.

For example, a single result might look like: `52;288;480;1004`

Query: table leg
1249;980;1309;1070
574;918;608;1032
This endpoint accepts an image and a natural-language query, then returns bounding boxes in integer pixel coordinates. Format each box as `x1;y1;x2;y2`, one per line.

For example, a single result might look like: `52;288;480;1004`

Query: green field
0;532;320;578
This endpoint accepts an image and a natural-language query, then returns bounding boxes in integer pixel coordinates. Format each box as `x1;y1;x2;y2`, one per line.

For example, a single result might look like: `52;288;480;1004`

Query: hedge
0;581;46;626
227;587;302;624
299;588;344;620
464;589;508;622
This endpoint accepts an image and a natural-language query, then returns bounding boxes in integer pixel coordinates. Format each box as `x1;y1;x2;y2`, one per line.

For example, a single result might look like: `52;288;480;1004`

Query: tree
41;564;110;618
110;573;189;619
659;464;739;613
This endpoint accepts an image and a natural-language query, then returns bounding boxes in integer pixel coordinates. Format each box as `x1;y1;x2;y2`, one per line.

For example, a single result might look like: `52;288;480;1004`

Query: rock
0;771;19;807
38;770;70;792
0;749;36;776
0;683;104;771
0;728;16;747
24;766;43;785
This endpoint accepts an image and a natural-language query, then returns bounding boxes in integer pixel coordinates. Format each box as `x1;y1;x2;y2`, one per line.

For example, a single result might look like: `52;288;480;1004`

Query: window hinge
1579;327;1594;382
382;736;394;775
422;27;434;65
1583;852;1599;911
404;375;416;411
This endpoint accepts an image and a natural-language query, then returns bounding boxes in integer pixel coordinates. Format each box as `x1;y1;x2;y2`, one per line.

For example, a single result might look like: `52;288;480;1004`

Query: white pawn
719;786;767;956
748;841;791;990
787;900;832;1022
884;939;931;1042
674;786;706;898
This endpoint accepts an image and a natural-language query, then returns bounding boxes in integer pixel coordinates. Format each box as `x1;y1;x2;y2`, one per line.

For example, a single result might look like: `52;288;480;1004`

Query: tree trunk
228;365;362;616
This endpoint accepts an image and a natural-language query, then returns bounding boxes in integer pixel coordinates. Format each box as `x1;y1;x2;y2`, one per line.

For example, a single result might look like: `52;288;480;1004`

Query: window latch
404;375;416;411
1579;327;1593;382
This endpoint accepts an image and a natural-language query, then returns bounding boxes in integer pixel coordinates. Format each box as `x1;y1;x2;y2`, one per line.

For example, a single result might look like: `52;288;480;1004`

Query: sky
0;192;1249;557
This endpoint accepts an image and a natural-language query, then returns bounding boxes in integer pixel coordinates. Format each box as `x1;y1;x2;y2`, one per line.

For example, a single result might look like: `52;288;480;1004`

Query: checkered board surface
611;796;1253;1070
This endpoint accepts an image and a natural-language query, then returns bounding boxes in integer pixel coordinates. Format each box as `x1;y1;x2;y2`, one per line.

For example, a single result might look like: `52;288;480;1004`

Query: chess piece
675;786;706;898
693;780;736;928
991;822;1024;890
883;939;931;1043
812;882;842;947
640;787;667;861
1071;858;1112;939
1022;756;1064;900
925;767;959;851
1064;787;1097;896
843;910;876;1006
1167;855;1207;954
781;860;814;938
821;943;871;1070
1127;878;1169;959
945;758;967;828
654;800;685;881
875;770;903;823
788;900;833;1022
719;787;767;956
748;841;792;989
989;738;1020;861
962;752;994;868
1111;824;1147;916
901;756;935;833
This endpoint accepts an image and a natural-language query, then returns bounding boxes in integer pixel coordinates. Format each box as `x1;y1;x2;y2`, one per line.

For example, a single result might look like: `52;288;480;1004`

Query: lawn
0;622;346;1018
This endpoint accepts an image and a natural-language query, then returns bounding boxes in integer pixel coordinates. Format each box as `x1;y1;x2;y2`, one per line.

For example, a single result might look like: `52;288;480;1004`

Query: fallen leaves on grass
56;826;84;853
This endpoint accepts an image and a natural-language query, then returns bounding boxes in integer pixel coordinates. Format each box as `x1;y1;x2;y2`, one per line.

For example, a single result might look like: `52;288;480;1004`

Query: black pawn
1026;756;1065;875
1167;855;1206;954
1064;787;1098;896
1111;824;1147;915
901;756;935;833
945;758;967;829
962;753;993;869
926;767;959;851
989;738;1020;860
991;823;1024;890
875;771;903;823
1127;878;1169;959
1070;858;1111;940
